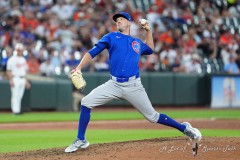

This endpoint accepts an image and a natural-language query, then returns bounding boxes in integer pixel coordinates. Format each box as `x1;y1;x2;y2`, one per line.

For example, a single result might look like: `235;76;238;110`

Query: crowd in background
0;0;240;79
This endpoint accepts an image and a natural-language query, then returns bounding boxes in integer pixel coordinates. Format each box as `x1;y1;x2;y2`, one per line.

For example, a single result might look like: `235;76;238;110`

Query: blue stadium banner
211;75;240;108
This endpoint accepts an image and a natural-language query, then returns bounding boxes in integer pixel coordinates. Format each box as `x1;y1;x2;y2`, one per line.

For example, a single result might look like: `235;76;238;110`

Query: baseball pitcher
65;12;202;154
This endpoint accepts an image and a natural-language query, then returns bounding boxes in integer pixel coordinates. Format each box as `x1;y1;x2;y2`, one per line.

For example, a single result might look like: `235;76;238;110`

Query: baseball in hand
139;19;147;25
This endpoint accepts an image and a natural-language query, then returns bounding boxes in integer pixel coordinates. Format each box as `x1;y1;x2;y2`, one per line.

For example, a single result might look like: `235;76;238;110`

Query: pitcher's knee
145;113;160;123
81;96;91;107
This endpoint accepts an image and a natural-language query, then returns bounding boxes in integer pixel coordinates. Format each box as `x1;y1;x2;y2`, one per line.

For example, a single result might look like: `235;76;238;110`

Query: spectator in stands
0;46;13;76
65;53;80;71
94;52;109;72
27;52;40;75
221;44;232;65
180;34;198;61
55;23;75;52
50;0;75;21
39;57;55;76
49;50;61;69
19;25;36;46
141;52;160;72
197;33;216;58
0;0;240;75
147;4;166;32
171;56;185;73
181;47;192;69
224;55;239;74
184;54;202;74
160;44;177;68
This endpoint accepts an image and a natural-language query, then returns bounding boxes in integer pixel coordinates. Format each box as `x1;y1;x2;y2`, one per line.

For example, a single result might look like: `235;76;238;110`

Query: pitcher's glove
71;68;86;91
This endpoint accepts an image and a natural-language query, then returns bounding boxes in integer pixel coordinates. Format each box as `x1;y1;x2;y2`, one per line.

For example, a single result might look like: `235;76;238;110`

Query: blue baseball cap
113;12;133;22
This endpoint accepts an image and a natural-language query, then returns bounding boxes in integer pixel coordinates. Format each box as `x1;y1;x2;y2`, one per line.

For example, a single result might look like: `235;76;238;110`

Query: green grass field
1;129;240;153
0;109;239;153
0;109;240;123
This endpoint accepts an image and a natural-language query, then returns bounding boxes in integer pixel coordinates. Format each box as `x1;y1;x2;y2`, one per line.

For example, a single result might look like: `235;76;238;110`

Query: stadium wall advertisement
211;75;240;108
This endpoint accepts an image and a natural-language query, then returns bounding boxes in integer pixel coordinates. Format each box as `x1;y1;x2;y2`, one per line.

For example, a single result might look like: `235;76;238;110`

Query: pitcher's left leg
122;79;160;123
123;79;201;141
123;84;159;123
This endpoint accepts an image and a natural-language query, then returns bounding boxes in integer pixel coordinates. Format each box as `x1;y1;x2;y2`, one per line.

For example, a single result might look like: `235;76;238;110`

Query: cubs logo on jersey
132;41;140;53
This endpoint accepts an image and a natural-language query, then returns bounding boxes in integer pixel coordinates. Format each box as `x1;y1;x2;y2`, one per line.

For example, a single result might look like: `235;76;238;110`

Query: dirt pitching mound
1;137;239;160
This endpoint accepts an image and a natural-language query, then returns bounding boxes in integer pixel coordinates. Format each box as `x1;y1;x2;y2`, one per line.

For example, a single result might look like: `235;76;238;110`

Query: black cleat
192;142;198;157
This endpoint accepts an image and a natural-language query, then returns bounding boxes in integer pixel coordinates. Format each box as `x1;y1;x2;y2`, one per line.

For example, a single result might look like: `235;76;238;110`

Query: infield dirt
0;137;240;160
0;118;240;160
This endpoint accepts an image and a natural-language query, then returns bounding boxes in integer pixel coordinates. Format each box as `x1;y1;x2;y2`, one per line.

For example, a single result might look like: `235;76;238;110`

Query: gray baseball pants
81;78;160;123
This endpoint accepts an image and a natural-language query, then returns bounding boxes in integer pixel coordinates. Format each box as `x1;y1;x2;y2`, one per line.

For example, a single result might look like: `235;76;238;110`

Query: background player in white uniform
65;12;202;153
7;43;31;114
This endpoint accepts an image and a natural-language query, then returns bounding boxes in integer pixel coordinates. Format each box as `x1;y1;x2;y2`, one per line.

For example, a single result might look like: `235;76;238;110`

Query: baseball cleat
182;122;202;141
192;142;198;157
65;138;89;153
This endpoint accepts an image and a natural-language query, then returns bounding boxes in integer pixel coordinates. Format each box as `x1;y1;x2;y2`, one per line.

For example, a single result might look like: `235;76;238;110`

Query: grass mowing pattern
0;109;240;123
0;129;240;153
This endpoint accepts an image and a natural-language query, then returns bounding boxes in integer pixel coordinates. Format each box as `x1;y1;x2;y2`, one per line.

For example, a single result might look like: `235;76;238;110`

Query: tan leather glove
71;69;86;91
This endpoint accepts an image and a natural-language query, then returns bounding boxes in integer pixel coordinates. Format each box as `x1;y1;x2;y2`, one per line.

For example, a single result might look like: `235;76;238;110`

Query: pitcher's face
116;17;130;32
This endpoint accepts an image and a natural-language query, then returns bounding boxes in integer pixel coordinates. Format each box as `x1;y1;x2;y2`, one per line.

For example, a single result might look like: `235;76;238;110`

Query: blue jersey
89;32;153;78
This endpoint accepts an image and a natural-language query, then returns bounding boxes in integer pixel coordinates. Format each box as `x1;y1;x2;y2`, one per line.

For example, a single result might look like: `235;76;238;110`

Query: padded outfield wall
0;73;212;111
